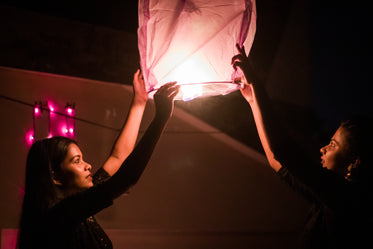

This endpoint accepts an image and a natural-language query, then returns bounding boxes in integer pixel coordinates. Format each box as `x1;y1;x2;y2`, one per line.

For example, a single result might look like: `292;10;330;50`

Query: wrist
132;95;148;107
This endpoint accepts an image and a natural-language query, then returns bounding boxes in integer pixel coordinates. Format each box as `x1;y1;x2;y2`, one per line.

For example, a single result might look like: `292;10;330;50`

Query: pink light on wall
65;103;75;116
26;101;76;145
64;103;75;138
1;229;18;249
66;107;73;115
34;106;40;115
33;101;44;116
61;126;69;135
60;126;74;137
48;102;56;119
48;103;55;112
25;131;35;145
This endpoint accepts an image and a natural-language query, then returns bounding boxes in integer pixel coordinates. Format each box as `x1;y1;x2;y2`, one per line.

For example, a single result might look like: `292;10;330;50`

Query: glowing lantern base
147;81;242;101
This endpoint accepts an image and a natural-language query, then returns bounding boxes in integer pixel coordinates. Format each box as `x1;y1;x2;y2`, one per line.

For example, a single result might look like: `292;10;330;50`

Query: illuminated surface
48;104;55;112
66;107;74;115
26;101;76;144
26;132;35;145
34;107;40;115
148;81;242;101
138;0;256;101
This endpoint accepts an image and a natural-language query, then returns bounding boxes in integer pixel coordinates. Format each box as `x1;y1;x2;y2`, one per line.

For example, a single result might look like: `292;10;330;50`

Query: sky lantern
138;0;257;101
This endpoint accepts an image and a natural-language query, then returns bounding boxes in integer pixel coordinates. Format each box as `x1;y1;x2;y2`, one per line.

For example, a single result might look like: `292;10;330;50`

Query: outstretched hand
231;44;250;73
231;44;255;103
153;82;180;122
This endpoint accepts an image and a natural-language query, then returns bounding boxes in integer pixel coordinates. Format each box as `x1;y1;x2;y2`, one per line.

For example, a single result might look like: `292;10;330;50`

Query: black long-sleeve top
276;149;372;249
20;116;167;249
244;68;373;248
41;168;114;249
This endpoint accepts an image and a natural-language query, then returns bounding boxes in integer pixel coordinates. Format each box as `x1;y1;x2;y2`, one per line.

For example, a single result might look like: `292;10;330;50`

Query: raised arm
232;44;282;172
102;69;148;176
49;83;180;221
103;82;180;199
231;45;362;212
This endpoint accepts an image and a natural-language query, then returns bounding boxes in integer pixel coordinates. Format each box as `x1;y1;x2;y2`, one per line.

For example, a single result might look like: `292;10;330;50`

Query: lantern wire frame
147;80;244;101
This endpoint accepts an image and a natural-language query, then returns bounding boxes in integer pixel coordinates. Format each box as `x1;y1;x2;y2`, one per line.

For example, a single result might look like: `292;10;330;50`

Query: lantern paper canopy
138;0;256;101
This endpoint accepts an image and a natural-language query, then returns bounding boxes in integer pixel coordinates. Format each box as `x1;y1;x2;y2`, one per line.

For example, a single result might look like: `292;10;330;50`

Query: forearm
250;100;282;171
103;116;168;200
101;81;178;199
112;100;146;157
248;82;305;173
233;45;303;173
103;98;146;175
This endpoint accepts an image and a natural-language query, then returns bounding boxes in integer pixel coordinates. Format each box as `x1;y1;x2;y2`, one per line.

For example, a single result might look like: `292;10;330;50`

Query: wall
0;66;308;248
0;4;139;84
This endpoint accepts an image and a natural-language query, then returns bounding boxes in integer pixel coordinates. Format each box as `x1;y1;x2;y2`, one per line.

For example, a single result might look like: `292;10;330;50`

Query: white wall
0;66;308;249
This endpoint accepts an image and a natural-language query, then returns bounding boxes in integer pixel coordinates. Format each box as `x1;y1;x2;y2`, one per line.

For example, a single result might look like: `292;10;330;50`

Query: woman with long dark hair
17;71;180;249
232;44;373;248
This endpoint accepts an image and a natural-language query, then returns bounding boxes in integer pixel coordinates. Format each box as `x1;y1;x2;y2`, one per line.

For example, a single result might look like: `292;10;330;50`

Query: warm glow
162;55;217;85
180;84;203;101
26;131;35;145
34;107;40;115
62;126;69;135
28;134;34;142
27;102;77;143
66;107;74;115
138;0;256;101
160;56;215;101
48;104;55;112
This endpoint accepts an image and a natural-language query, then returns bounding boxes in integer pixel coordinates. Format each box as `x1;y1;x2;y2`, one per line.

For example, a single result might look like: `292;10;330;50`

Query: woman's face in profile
56;143;94;194
320;127;350;175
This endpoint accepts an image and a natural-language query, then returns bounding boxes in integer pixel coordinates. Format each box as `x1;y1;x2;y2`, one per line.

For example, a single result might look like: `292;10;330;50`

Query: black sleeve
269;127;355;211
277;166;319;203
48;115;167;224
277;162;358;213
249;72;365;218
48;115;167;223
92;167;111;185
48;168;114;224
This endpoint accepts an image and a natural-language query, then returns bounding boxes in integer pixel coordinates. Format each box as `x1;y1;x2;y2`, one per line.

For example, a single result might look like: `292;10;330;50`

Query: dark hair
17;136;77;249
340;116;373;182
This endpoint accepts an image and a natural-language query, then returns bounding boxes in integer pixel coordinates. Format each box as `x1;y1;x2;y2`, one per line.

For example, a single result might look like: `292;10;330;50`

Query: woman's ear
345;157;361;181
51;171;63;186
350;157;361;170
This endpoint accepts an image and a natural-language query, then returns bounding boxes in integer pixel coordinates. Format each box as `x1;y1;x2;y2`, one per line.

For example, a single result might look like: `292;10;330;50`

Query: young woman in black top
232;44;373;249
17;70;180;249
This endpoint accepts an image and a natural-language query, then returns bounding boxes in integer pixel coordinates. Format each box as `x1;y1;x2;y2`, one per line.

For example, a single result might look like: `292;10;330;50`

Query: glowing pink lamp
48;104;55;112
66;107;74;116
26;131;35;145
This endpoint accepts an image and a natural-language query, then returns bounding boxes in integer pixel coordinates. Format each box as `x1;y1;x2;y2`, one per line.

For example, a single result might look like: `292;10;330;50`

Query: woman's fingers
156;82;177;96
236;43;246;56
232;43;250;72
231;54;244;65
154;82;179;99
168;85;180;99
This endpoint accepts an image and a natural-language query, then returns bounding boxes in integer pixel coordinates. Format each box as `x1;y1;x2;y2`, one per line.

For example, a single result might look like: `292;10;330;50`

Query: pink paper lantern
138;0;256;101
